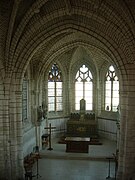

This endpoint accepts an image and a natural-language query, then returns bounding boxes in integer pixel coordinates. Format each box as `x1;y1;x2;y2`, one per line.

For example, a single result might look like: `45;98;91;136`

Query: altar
66;120;97;138
66;99;98;138
65;137;90;153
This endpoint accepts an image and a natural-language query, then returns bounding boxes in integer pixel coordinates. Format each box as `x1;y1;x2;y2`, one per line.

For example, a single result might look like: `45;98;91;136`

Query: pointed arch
105;65;119;111
48;63;63;112
75;64;93;110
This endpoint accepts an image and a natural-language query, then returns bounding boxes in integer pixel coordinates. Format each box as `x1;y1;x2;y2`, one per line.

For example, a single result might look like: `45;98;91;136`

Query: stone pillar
116;91;127;180
117;91;135;180
0;78;24;179
34;90;41;148
0;82;11;179
9;88;24;180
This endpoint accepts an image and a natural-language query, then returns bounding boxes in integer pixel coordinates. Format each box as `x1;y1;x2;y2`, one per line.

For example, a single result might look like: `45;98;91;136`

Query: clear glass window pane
76;82;83;90
48;82;55;88
56;103;62;111
86;97;92;103
75;103;80;110
85;90;92;97
106;90;111;96
113;91;119;98
106;81;111;90
75;96;82;104
56;82;62;88
56;89;62;96
112;97;119;106
76;91;83;97
85;82;92;90
56;97;62;103
75;65;93;111
48;104;55;111
48;64;63;112
105;82;111;109
48;97;55;103
113;81;119;90
85;94;91;98
106;98;111;104
86;103;92;110
48;89;55;96
105;65;119;111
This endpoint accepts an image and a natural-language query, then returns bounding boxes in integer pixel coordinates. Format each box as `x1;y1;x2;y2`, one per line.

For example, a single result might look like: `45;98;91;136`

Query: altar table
65;137;90;153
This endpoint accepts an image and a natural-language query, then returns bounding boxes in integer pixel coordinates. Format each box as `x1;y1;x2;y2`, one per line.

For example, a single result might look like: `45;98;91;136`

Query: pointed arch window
48;64;63;112
75;65;93;110
105;65;119;111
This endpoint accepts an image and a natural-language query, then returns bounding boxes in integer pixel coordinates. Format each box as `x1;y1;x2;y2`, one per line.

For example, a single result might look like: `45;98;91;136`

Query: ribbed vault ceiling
3;0;135;78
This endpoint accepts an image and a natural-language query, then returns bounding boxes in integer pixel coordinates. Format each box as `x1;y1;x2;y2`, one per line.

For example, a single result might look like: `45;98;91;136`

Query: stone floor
32;138;117;180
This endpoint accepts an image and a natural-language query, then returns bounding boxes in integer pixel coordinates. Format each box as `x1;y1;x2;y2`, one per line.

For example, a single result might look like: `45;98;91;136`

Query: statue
80;99;86;121
42;102;48;119
37;106;43;122
116;105;120;129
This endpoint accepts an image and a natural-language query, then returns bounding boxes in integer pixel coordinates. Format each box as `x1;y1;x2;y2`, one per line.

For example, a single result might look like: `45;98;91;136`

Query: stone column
0;78;24;180
0;81;12;179
9;86;24;180
117;91;135;180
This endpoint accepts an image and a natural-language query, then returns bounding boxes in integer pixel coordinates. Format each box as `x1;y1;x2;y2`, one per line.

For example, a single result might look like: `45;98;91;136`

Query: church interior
0;0;135;179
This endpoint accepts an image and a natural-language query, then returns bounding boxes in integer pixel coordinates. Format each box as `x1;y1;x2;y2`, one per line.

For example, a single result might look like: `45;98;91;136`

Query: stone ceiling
1;0;135;78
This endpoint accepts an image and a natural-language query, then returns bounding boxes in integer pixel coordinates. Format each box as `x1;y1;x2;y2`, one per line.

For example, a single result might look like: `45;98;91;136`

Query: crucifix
44;123;56;150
